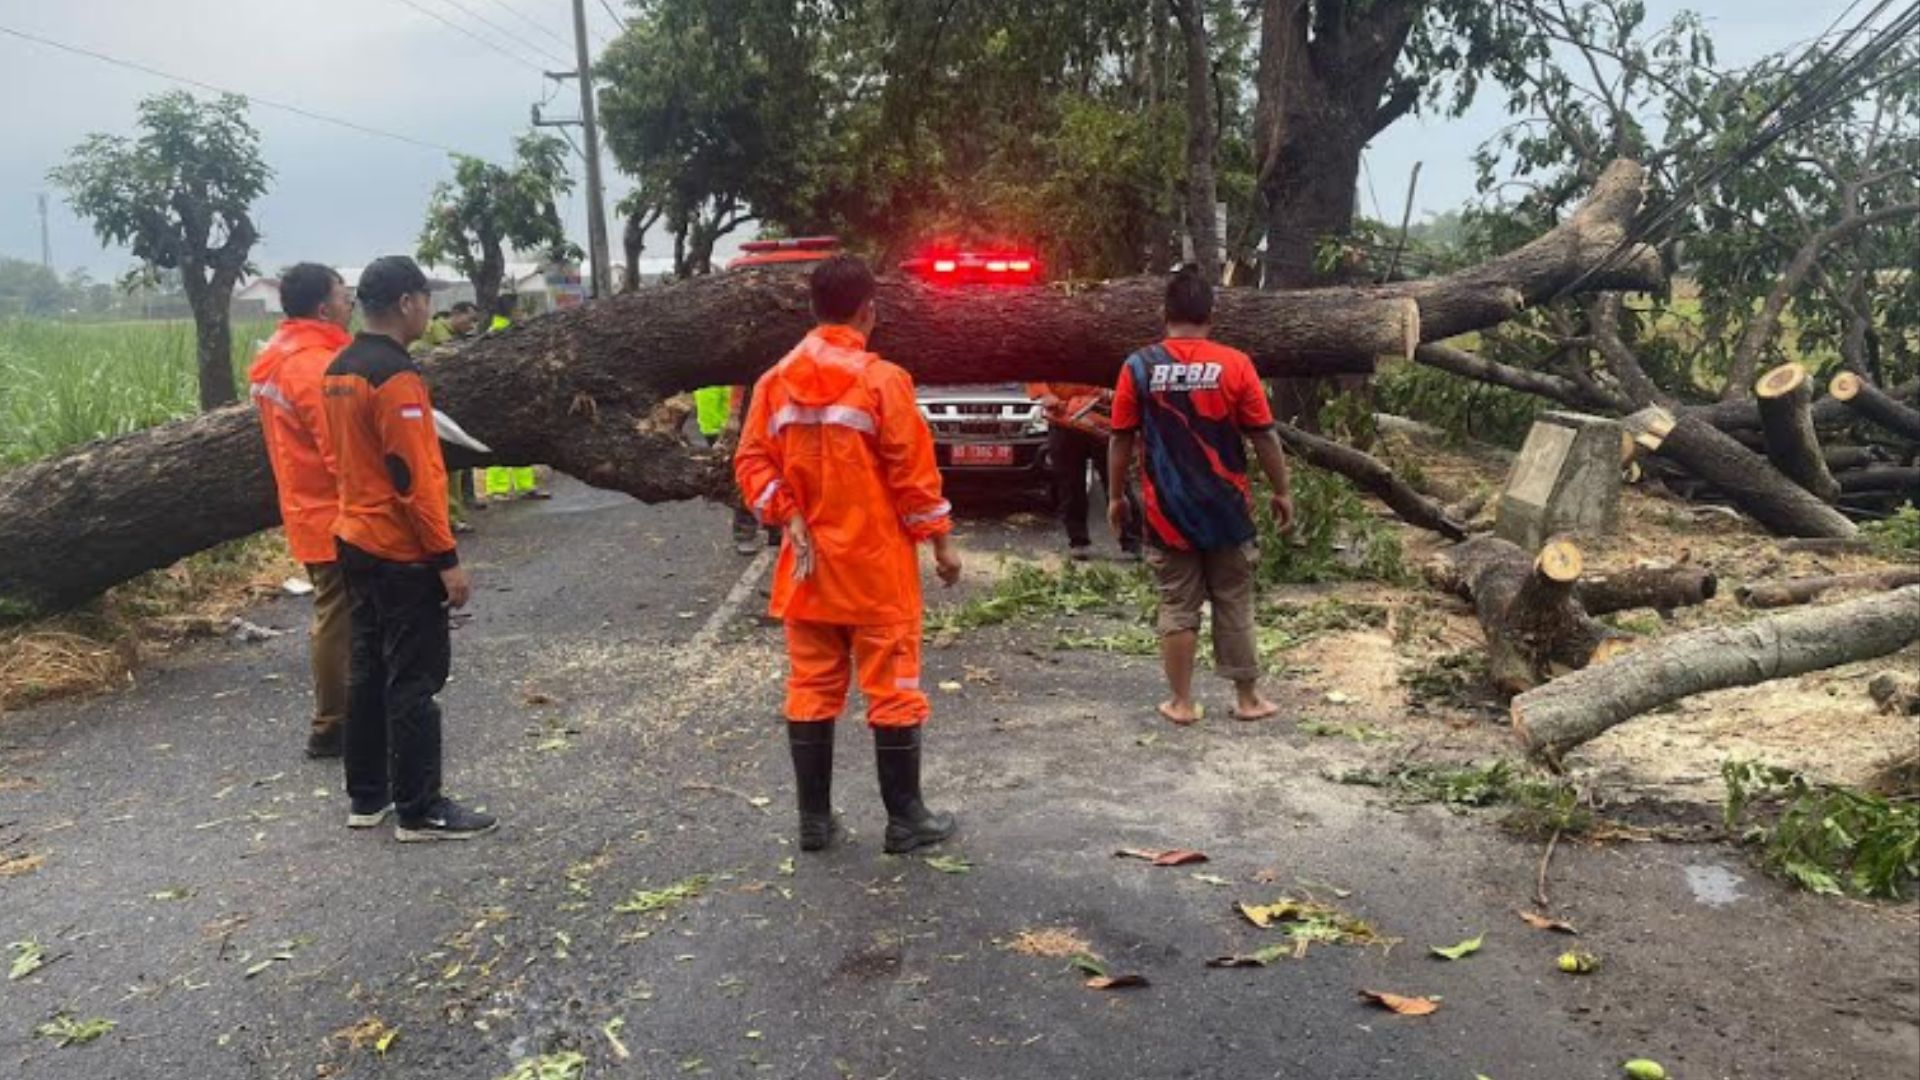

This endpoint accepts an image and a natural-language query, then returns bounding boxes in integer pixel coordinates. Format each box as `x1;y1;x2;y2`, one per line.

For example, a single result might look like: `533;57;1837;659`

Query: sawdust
1007;927;1093;958
1341;439;1920;803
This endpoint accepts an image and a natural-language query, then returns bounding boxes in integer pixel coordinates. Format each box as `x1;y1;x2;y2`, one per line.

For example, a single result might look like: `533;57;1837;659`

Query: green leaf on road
496;1051;587;1080
150;887;192;901
1430;935;1483;960
1068;953;1108;978
613;875;711;916
1622;1060;1667;1080
8;941;46;981
925;855;973;874
35;1014;115;1048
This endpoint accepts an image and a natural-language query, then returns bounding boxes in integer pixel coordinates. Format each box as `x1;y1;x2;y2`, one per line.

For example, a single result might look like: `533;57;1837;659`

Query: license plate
952;443;1015;466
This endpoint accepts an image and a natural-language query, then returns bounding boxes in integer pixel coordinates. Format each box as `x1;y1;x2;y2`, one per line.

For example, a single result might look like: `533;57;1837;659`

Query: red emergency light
902;248;1044;286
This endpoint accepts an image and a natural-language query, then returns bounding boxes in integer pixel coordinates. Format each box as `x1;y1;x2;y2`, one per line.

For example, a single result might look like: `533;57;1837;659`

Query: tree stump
1755;363;1839;502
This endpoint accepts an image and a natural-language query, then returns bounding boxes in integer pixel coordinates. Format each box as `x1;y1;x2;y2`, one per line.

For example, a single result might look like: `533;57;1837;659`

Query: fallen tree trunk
1831;372;1920;443
1778;537;1875;555
1648;414;1858;539
1276;424;1468;541
1836;465;1920;496
1573;565;1718;615
1514;585;1920;760
1821;445;1891;472
1426;536;1626;693
1754;363;1840;502
0;161;1664;616
1734;568;1920;609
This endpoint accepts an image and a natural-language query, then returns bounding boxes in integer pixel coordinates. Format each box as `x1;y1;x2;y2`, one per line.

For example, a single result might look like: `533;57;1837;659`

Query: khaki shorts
1145;542;1261;682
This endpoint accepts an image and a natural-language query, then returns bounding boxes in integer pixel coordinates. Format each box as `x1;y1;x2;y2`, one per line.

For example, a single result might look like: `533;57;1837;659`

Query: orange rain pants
783;620;928;727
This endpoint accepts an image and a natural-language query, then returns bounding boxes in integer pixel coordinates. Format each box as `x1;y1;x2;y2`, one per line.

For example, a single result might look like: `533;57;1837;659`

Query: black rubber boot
787;721;837;851
873;726;956;853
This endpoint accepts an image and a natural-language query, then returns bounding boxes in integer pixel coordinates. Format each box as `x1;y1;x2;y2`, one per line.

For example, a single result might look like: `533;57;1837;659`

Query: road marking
675;547;776;674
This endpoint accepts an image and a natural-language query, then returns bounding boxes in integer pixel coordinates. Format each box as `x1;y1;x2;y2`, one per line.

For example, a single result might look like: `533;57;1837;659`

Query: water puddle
1684;862;1747;907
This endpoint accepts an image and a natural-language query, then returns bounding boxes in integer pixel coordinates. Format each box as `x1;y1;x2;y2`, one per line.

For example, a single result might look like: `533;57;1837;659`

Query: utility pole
570;0;611;299
37;193;52;270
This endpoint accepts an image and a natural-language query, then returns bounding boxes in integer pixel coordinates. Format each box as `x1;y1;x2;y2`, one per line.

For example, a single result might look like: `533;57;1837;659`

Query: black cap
357;256;430;314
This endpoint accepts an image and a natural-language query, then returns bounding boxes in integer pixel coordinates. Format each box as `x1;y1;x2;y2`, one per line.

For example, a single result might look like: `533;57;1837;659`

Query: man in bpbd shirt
1107;269;1295;727
323;256;496;841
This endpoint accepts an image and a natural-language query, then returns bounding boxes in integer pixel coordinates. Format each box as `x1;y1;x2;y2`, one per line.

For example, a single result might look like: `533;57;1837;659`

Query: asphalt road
2;477;1915;1080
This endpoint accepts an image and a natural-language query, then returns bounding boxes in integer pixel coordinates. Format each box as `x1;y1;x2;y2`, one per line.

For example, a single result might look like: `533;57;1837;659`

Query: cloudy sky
0;0;1861;282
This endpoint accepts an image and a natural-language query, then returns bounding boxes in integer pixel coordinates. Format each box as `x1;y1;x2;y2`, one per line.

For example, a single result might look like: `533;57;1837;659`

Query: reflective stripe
753;479;783;513
902;500;952;528
249;380;293;412
768;403;877;436
894;676;921;690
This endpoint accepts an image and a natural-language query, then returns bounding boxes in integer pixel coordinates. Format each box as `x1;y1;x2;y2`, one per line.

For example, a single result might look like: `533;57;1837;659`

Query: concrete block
1496;411;1623;550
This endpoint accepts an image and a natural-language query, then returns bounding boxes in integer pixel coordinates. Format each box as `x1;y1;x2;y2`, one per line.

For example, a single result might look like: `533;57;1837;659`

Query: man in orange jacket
324;256;495;841
735;255;962;854
250;263;354;758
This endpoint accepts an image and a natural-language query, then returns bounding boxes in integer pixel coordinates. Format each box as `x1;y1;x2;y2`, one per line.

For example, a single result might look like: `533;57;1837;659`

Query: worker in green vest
481;293;547;500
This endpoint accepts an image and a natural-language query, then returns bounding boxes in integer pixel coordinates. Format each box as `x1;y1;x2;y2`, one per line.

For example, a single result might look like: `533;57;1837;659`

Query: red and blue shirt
1111;338;1275;551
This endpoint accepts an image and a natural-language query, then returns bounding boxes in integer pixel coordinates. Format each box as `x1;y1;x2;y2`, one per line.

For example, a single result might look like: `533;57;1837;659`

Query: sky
0;0;1866;283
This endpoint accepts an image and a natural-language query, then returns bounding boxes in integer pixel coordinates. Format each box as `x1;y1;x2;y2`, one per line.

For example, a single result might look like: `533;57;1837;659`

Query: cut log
1836;465;1920;496
1688;377;1919;432
1821;445;1890;472
1734;568;1920;609
1831;372;1920;443
1513;585;1920;760
1573;565;1718;616
1754;363;1840;502
1426;536;1625;693
0;161;1665;615
1651;415;1858;539
1276;424;1468;541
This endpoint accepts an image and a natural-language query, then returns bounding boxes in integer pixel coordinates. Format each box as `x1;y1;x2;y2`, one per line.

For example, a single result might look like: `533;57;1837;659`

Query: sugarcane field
1;3;1917;1079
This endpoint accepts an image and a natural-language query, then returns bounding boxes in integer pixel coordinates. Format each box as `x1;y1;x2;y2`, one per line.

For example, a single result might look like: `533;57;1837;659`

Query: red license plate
952;444;1015;466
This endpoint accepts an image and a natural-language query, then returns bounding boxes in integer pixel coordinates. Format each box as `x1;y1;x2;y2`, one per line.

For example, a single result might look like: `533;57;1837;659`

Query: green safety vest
693;386;731;437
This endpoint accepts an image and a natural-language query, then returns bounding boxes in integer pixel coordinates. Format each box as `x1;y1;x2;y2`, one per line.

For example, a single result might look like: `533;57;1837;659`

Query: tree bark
1754;363;1840;502
0;163;1663;615
1513;586;1920;760
182;273;238;411
1171;0;1219;282
1692;378;1919;433
1426;536;1624;694
1735;568;1920;610
1830;371;1920;443
1276;423;1467;541
1573;565;1718;616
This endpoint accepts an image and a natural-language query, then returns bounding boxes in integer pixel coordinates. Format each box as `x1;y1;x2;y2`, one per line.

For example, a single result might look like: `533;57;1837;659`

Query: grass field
0;318;274;467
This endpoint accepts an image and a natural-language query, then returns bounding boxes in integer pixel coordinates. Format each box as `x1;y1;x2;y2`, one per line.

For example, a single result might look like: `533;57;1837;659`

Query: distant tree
0;258;67;317
49;91;269;409
418;132;580;313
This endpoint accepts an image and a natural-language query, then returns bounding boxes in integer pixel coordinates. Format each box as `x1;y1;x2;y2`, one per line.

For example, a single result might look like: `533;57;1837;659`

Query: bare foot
1231;697;1280;722
1158;700;1201;726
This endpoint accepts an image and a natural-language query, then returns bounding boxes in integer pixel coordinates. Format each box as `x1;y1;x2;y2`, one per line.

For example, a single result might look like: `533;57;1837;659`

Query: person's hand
440;565;472;609
786;515;816;582
933;535;963;586
1269;491;1295;534
1107;498;1130;541
1035;392;1063;413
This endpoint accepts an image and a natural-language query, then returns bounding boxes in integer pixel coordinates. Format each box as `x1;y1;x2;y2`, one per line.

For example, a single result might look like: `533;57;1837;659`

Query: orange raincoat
250;318;352;564
734;325;952;725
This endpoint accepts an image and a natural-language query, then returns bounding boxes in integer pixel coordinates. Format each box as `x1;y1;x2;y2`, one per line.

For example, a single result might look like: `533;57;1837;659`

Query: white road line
674;547;776;673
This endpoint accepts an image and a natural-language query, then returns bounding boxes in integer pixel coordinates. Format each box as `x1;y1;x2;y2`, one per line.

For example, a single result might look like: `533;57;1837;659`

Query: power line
393;0;550;73
0;22;486;159
435;0;573;67
479;0;575;52
597;0;629;32
1555;0;1920;298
